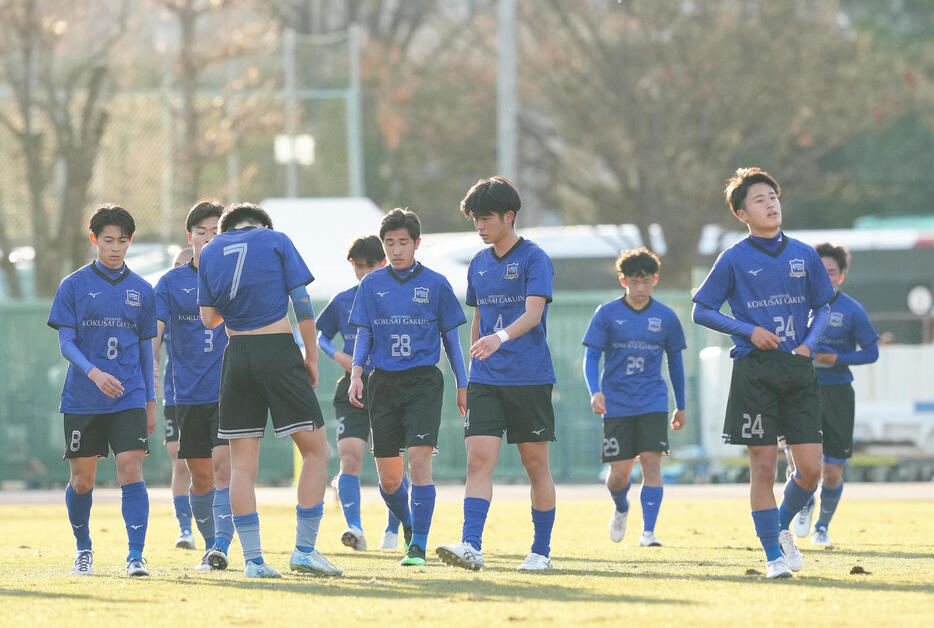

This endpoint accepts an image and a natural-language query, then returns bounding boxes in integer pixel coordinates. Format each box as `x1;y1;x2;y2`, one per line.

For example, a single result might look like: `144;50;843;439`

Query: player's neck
192;251;201;269
624;293;650;310
491;231;520;258
747;225;781;239
96;257;125;271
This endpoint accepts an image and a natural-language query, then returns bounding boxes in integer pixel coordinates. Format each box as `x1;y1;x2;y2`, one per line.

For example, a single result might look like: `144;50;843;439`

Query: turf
1;494;932;626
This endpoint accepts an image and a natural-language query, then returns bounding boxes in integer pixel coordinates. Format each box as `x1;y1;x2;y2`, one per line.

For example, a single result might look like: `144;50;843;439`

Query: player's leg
375;455;412;551
186;457;216;569
517;440;556;570
813;383;854;545
402;444;435;566
638;450;664;546
337;435;368;550
180;404;219;559
209;444;233;563
747;444;788;576
110;408;151;576
165;406;194;548
813;460;844;545
606;458;635;542
64;412;104;575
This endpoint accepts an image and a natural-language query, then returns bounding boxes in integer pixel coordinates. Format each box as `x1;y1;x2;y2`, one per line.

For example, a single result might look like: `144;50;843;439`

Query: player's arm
691;302;779;350
152;319;166;384
199;306;224;329
348;326;372;408
139;338;157;434
818;340;879;367
470;295;547;360
794;303;830;358
318;331;352;372
289;284;318;388
470;307;481;345
58;326;125;399
667;349;686;430
441;326;468;416
583;345;605;415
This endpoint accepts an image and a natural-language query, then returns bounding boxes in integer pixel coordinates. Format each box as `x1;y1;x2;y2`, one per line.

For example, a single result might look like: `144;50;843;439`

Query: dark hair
815;242;850;273
219;202;273;232
380;208;420;241
347;235;385;264
460;176;521;219
616;247;661;277
186;198;225;232
89;204;136;238
724;167;781;215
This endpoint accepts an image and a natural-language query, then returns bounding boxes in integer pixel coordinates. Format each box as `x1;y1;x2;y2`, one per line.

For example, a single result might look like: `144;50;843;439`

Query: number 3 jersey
583;298;686;417
48;262;157;414
693;235;835;359
156;261;228;405
466;238;556;386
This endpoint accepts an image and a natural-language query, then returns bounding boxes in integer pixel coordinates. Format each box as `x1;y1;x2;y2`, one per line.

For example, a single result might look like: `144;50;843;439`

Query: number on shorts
625;356;645;375
70;430;81;452
741;412;765;439
203;328;214;353
391;334;411;357
773;315;796;342
603;437;620;458
337;416;345;436
106;336;118;360
223;242;248;300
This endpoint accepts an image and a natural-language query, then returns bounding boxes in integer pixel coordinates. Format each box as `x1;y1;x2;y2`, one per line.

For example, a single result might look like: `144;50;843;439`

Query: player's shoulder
648;297;679;318
336;284;359;301
784;235;821;258
125;268;155;293
415;262;449;283
596;297;623;315
359;266;389;289
59;263;93;286
837;291;867;313
518;238;552;263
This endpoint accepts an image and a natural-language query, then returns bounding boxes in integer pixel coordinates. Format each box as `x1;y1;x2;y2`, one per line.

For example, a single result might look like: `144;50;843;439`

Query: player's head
460;176;521;244
219;202;273;232
724;167;782;234
380;208;421;270
173;247;194;267
186;198;224;255
347;234;386;281
815;242;850;290
616;247;660;297
88;204;135;269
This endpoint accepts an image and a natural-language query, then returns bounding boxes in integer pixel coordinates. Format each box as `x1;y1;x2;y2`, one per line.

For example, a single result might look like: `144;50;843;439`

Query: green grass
1;495;932;626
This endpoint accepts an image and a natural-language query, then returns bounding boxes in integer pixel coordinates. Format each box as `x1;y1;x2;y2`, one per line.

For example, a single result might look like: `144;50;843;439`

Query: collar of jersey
828;291;841;306
187;260;199;273
621;296;653;315
91;261;131;286
491;237;525;263
387;261;423;284
745;233;788;258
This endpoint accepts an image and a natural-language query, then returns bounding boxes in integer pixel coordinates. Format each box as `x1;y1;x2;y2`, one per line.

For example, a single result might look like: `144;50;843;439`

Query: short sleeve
155;276;171;323
279;232;314;291
48;277;76;330
526;247;554;303
665;310;688;353
439;277;467;332
692;252;732;310
582;306;608;350
348;280;371;328
197;255;216;307
140;284;158;339
854;306;880;348
465;260;477;307
316;297;340;340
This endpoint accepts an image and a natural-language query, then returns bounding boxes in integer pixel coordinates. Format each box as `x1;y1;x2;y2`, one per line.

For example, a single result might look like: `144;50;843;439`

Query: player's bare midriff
226;315;292;336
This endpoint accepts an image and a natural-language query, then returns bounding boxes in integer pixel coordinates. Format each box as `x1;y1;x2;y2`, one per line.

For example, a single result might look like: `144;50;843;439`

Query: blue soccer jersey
583;298;686;417
466;238;556;386
48;262;157;414
693;235;835;358
198;227;313;331
162;333;175;406
318;284;375;373
156;262;228;404
348;263;466;371
815;291;879;386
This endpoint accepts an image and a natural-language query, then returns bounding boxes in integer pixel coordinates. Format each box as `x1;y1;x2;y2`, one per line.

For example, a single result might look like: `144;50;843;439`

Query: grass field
1;486;933;626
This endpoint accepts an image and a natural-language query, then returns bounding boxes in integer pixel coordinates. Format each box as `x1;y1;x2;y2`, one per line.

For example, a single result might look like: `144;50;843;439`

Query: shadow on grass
0;588;95;600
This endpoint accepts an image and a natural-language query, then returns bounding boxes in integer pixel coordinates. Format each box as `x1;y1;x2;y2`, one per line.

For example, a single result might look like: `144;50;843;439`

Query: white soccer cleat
766;556;793;579
340;526;367;551
778;529;803;571
517;552;554;571
195;550;212;571
380;530;399;550
243;561;281;578
126;557;150;577
435;542;484;571
71;549;93;576
638;531;662;547
793;495;815;538
175;529;195;550
810;528;831;547
609;509;628;543
289;548;343;576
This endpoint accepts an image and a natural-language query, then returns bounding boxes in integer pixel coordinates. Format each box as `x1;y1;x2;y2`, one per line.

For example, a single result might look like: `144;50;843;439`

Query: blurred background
2;0;933;489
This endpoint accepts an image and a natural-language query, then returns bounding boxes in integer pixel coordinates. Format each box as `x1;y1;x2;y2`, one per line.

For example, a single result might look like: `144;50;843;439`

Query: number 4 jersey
48;262;157;414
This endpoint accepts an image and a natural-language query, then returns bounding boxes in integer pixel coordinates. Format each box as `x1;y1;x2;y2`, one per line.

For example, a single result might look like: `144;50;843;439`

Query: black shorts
602;412;669;462
334;373;371;441
164;405;179;444
177;402;228;459
367;366;443;458
820;383;855;460
218;334;324;439
465;382;556;444
723;350;823;447
63;408;150;459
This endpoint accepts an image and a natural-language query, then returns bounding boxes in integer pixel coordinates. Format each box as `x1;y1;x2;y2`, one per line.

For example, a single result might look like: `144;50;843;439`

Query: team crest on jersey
648;317;662;332
504;262;519;279
829;312;844;327
125;289;141;307
412;286;430;303
788;259;806;278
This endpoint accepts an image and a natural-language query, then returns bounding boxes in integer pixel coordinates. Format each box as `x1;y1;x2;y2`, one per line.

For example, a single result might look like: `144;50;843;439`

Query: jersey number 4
773;315;796;342
741;412;765;439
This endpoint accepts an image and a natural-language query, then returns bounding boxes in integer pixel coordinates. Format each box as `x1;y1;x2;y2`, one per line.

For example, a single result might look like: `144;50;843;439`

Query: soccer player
581;248;687;548
198;202;340;579
154;200;234;571
48;205;157;577
791;242;879;546
317;235;404;551
347;208;468;567
435;176;558;572
692;168;835;579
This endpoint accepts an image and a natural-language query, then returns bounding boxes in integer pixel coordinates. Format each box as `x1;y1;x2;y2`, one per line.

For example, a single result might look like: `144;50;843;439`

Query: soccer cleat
289;548;343;576
243;561;281;578
175;529;196;550
380;530;399;550
435;542;484;571
195;551;213;571
793;495;815;538
71;549;93;576
400;544;427;566
811;527;831;546
517;552;554;571
766;556;793;579
206;547;229;571
778;529;803;571
126;557;150;577
609;509;628;543
638;531;663;547
402;525;413;554
341;526;367;552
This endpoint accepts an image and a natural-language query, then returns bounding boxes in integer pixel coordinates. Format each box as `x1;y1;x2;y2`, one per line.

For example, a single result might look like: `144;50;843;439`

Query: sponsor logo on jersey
504;262;519;279
182;287;196;294
87;291;102;298
788;259;806;278
377;291;390;297
648;317;662;332
747;268;763;277
829;312;844;327
745;293;806;309
125;289;141;307
615;319;626;325
413;286;430;303
477;270;487;276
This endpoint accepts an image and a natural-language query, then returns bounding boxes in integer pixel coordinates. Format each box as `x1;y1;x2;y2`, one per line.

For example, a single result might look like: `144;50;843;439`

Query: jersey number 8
391;334;411;357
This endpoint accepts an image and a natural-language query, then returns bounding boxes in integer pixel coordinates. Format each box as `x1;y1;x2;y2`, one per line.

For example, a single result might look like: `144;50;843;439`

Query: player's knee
340;455;363;475
522;456;551;480
70;476;94;494
466;450;496;476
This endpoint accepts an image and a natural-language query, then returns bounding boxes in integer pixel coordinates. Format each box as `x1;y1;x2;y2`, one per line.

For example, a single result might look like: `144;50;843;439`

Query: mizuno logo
342;503;355;508
87;291;102;298
416;432;430;439
748;268;763;276
413;502;422;507
377;291;389;297
182;287;196;293
217;513;232;519
531;428;545;436
615;320;626;325
72;524;85;529
138;437;148;443
196;517;208;523
478;270;487;276
129;524;144;530
646;502;657;507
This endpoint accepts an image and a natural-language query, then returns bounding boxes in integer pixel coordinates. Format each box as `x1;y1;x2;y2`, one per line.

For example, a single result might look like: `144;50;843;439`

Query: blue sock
121;481;149;561
379;482;413;529
173;494;192;533
751;508;782;561
531;507;555;558
337;474;362;530
65;484;93;551
609;482;631;513
386;476;408;532
296;502;324;552
189;488;216;549
816;482;844;531
462;497;490;551
410;484;436;551
640;485;663;532
213;488;233;553
233;512;263;564
778;477;816;530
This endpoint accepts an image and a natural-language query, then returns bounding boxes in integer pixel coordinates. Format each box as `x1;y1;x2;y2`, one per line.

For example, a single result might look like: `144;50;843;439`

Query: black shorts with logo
367;365;443;458
334;372;371;441
819;383;855;460
723;350;823;447
177;402;228;459
602;412;669;462
218;334;324;439
63;408;150;459
465;382;556;444
163;404;179;444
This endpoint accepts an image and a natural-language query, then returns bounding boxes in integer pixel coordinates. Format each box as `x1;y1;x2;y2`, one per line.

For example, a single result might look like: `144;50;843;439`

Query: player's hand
671;409;686;431
469;334;503;360
750;326;781;350
304;354;318;388
814;352;837;365
590;392;606;415
456;387;467;417
88;367;124;398
791;344;812;358
145;401;157;435
348;376;365;408
334;351;353;373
